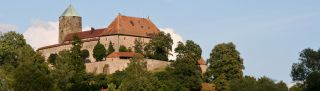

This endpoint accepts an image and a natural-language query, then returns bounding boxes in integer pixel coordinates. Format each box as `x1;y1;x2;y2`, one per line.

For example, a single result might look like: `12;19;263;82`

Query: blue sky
1;0;320;85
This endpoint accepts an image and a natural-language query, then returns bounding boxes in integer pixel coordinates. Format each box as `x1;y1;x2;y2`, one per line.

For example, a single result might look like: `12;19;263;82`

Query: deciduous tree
144;32;173;61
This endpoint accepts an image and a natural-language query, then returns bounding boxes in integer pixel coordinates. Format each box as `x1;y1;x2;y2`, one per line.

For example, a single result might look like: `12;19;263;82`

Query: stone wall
85;58;171;74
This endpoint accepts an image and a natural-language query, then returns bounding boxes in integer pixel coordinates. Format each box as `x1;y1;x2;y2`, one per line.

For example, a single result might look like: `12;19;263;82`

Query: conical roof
61;4;80;16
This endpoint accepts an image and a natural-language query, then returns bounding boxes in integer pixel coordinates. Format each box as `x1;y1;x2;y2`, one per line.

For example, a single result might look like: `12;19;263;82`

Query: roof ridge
61;4;80;17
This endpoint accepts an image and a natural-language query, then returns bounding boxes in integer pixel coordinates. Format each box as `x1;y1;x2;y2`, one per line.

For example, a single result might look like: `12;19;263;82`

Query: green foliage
93;41;107;61
229;76;288;91
109;70;127;89
144;32;173;61
48;53;58;65
167;40;203;90
108;83;116;91
206;42;244;82
107;41;115;56
304;72;320;91
289;83;303;91
12;54;54;91
134;38;144;54
81;49;89;59
0;31;53;91
0;31;33;67
214;74;229;91
291;48;320;91
119;45;128;52
119;55;163;91
291;48;320;81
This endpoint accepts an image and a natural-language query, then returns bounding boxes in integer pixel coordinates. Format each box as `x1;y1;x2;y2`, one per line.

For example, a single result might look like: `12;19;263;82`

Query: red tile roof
38;14;160;50
63;28;106;42
101;15;160;37
198;58;206;65
37;38;99;51
63;15;160;42
107;52;140;58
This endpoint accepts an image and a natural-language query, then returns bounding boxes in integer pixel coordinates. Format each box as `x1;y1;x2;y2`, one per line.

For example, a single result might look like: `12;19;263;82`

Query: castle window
124;37;126;40
130;21;134;26
141;26;144;29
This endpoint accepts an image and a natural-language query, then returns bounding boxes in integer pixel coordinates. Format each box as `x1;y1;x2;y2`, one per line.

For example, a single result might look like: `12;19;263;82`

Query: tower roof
61;4;80;17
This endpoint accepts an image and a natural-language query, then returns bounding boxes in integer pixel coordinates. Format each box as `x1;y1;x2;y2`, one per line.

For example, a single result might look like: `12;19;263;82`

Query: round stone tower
59;4;82;43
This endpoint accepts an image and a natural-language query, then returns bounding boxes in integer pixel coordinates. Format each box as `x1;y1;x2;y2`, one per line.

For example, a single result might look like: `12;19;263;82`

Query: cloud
160;28;183;60
23;21;93;49
0;24;17;33
23;21;59;49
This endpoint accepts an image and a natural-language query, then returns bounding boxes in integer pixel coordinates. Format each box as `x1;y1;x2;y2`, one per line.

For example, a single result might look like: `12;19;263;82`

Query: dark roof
37;38;99;50
63;28;106;42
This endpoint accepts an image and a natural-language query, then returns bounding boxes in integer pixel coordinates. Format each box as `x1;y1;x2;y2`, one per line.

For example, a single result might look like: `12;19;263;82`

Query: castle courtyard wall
85;59;171;74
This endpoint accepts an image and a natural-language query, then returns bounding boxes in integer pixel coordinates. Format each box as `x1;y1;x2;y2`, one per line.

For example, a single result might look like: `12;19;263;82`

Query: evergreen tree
107;41;115;56
93;41;107;61
134;38;144;54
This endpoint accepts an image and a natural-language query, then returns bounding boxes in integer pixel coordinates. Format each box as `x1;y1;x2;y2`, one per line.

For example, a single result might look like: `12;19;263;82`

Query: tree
119;45;128;52
229;76;288;91
134;38;144;54
0;31;33;67
119;55;162;91
107;41;115;56
291;48;320;82
215;74;229;91
168;40;203;90
144;32;173;61
304;72;320;91
289;83;303;91
12;54;54;91
80;49;89;59
291;48;320;91
108;71;127;89
93;41;107;61
206;42;244;82
48;53;58;65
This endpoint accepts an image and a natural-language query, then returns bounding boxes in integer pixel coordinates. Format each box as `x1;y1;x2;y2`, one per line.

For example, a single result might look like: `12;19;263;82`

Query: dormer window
130;21;134;26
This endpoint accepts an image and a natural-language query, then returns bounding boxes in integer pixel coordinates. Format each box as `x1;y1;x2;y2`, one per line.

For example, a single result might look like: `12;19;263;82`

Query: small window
141;26;144;29
124;37;126;40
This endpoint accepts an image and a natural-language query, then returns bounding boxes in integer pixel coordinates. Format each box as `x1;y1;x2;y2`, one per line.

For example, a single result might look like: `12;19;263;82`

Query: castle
37;5;207;74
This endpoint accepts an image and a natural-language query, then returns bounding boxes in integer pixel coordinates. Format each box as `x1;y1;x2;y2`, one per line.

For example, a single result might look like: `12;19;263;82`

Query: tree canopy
107;41;115;56
206;42;244;82
93;41;107;61
144;32;173;61
291;48;320;91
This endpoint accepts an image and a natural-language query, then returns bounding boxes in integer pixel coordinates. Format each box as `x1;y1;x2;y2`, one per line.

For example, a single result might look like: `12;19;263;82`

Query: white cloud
23;21;58;49
0;24;17;33
23;21;93;49
160;28;183;60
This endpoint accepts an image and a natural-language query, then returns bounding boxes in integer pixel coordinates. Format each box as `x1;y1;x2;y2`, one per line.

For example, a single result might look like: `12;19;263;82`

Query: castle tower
59;4;82;43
